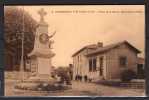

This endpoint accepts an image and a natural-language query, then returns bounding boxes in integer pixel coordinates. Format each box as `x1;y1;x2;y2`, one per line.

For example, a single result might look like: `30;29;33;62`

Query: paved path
5;79;145;96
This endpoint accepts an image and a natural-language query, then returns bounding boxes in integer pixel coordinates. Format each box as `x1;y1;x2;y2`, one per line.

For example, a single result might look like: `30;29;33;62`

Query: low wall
95;79;145;89
5;71;32;80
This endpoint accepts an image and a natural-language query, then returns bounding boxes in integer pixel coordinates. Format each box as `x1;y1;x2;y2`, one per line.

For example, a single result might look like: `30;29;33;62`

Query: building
137;57;145;79
72;40;141;81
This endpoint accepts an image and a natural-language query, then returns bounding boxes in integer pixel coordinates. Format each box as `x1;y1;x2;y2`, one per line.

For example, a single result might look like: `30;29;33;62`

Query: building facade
72;41;141;81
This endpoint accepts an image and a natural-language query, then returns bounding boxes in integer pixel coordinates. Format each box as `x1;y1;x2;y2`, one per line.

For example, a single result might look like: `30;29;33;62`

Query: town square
4;5;145;96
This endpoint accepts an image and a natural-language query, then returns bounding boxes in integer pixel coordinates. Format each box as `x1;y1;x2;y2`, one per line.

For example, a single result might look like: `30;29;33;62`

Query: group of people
75;75;89;82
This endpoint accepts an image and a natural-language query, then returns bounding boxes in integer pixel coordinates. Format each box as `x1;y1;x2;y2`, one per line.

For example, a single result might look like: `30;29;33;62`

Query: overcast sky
7;5;145;67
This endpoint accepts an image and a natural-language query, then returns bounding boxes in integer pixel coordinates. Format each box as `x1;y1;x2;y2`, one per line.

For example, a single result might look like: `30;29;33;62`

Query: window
89;59;92;72
119;56;127;67
93;58;97;71
89;58;97;72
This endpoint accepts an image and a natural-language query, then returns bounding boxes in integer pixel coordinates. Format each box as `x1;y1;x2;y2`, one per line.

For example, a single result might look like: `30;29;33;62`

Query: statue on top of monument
49;30;56;39
48;31;56;49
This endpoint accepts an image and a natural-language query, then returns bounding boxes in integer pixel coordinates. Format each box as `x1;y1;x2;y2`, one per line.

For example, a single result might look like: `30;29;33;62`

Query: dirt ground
5;79;145;97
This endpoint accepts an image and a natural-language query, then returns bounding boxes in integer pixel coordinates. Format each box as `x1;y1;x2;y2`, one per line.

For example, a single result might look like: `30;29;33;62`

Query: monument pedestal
37;57;52;76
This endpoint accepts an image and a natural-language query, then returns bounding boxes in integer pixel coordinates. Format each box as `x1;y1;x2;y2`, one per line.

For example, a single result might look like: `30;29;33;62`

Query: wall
106;44;138;80
72;49;88;80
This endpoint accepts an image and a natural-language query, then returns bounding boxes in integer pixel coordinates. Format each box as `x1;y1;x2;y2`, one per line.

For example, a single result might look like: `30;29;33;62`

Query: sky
7;5;145;67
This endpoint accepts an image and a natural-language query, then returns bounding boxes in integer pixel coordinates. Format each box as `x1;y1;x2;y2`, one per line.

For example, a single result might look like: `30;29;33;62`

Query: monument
15;8;71;91
15;8;57;90
28;8;55;79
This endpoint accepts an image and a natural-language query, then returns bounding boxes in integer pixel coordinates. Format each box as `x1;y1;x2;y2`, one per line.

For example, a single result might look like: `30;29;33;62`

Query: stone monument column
28;8;55;78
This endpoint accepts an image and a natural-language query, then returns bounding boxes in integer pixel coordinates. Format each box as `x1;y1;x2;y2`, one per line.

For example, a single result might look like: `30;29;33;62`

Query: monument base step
14;80;71;91
14;74;71;91
27;74;56;83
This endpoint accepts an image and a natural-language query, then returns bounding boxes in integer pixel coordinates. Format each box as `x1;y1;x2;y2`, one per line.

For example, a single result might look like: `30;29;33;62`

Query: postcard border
0;0;148;99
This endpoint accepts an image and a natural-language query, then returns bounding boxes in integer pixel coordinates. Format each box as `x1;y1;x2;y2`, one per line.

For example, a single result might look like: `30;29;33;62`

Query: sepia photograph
4;5;145;96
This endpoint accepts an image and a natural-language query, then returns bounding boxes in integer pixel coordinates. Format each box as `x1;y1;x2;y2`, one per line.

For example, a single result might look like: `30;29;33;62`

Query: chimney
97;42;103;47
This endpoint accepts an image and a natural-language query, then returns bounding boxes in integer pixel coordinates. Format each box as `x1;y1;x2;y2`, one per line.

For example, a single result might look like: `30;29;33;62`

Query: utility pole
20;6;25;82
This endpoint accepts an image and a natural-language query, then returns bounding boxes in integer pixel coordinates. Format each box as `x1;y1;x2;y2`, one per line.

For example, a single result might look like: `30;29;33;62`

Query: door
99;57;103;76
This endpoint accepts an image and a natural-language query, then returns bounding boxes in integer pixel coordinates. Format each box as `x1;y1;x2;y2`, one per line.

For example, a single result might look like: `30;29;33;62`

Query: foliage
36;83;69;91
120;69;137;82
56;67;72;85
5;7;37;44
4;7;37;70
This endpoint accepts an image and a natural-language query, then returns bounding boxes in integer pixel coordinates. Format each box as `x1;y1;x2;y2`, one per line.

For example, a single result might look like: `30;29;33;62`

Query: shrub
120;69;136;82
36;83;69;91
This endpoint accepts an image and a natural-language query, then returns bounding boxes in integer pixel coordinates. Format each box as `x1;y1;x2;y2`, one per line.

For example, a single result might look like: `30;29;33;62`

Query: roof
86;40;141;56
72;44;98;57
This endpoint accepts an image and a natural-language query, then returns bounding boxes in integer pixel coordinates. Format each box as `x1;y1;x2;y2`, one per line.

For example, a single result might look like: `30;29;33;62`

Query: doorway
99;57;103;76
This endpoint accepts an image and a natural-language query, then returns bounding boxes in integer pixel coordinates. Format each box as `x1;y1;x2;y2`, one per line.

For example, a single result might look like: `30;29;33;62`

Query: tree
4;7;37;71
56;67;72;85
